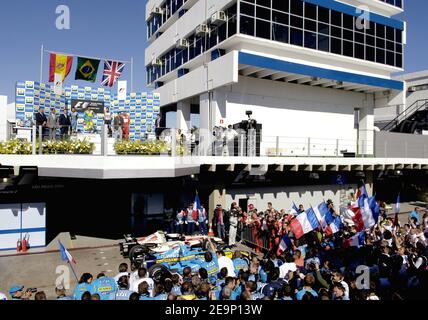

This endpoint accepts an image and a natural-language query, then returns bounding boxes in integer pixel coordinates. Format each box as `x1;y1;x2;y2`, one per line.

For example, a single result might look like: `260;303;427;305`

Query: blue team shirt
73;283;92;300
296;288;318;300
200;252;219;276
153;293;168;300
233;258;249;275
90;276;118;301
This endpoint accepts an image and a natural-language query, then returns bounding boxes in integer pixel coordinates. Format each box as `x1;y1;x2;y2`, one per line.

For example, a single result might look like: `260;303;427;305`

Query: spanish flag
49;53;73;82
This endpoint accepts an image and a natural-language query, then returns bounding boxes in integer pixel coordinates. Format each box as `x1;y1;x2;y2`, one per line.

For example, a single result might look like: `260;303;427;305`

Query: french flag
193;193;201;211
358;185;376;229
345;231;366;248
58;240;76;264
290;208;320;239
324;210;342;236
276;234;293;256
290;203;299;215
313;202;330;229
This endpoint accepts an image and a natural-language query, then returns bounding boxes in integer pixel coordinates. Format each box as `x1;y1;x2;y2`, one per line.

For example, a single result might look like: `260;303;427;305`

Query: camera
27;288;38;293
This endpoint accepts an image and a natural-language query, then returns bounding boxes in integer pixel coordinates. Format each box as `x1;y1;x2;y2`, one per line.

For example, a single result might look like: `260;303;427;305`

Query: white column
0;96;8;142
176;100;191;131
359;94;375;156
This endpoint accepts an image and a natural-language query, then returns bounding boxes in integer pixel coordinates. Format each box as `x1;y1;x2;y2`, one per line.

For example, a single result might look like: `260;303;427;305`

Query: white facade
145;0;406;157
0;96;15;142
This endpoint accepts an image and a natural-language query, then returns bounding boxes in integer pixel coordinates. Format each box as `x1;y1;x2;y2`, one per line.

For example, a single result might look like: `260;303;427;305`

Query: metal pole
131;57;134;92
308;137;311;157
39;126;43;154
276;136;280;157
32;126;37;155
336;139;339;157
101;125;107;156
40;45;44;84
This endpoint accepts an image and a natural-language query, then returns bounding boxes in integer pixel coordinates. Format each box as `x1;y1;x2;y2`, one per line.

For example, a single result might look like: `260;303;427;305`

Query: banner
118;80;127;100
75;57;100;82
71;99;105;114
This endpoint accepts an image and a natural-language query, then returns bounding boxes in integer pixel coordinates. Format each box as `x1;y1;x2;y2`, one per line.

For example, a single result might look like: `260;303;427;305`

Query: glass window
376;24;385;38
290;0;303;16
331;11;341;27
366;46;375;62
318;7;329;24
396;53;402;68
331;37;342;54
228;15;238;37
241;2;255;16
386;51;395;66
304;3;317;20
272;0;288;12
304;31;317;49
256;19;271;39
240;15;255;36
272;10;288;25
318;35;329;52
396;30;402;43
343;14;354;30
331;26;341;38
386;40;395;51
291;15;303;28
272;23;289;43
305;19;317;32
318;23;329;35
343;40;353;57
366;35;375;46
376;49;385;64
257;0;271;7
355;32;364;44
290;28;303;46
343;29;353;41
386;26;395;41
376;38;385;49
256;6;271;20
355;43;364;59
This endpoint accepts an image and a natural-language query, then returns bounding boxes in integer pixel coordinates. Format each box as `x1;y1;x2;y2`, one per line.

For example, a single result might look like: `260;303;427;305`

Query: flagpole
40;45;44;84
130;57;134;93
68;260;79;282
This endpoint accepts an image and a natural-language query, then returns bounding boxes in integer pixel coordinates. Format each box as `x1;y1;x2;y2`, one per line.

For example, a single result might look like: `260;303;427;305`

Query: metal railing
2;126;376;158
381;99;428;132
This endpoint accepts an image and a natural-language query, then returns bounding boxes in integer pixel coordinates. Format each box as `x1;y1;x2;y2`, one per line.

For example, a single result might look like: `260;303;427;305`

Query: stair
382;99;428;133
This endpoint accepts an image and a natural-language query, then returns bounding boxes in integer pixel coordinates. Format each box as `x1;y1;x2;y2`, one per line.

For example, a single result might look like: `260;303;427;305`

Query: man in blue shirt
90;273;118;301
233;251;249;275
199;237;219;277
295;274;318;300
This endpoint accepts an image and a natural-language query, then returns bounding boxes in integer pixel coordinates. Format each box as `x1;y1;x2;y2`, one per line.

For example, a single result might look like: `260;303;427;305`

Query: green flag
75;57;100;82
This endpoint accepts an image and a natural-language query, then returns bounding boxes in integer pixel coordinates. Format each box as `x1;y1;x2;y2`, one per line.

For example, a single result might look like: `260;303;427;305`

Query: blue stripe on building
304;0;404;30
0;227;46;235
238;52;404;91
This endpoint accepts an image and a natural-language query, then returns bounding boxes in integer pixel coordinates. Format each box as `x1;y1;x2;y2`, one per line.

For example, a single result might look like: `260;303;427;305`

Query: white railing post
32;126;37;155
276;136;280;157
307;137;311;157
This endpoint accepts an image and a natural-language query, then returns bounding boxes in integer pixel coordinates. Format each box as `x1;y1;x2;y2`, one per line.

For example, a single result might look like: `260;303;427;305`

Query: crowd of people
3;196;428;301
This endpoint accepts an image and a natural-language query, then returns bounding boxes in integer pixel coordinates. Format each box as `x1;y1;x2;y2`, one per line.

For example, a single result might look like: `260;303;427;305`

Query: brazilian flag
75;57;100;82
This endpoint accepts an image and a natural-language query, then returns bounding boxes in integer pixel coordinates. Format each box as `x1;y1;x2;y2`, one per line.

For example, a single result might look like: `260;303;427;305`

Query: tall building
145;0;406;156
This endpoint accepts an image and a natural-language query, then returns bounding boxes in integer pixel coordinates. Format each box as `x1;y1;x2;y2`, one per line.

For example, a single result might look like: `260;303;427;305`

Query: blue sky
0;0;426;102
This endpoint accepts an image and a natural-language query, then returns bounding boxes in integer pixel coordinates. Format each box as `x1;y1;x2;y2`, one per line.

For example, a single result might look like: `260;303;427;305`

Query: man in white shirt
114;263;130;283
130;268;154;296
279;261;297;280
216;251;236;278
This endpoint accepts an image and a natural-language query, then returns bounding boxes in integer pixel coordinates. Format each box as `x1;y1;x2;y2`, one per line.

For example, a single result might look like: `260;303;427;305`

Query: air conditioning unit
152;58;163;66
211;11;227;25
151;7;164;16
176;38;189;49
196;24;210;35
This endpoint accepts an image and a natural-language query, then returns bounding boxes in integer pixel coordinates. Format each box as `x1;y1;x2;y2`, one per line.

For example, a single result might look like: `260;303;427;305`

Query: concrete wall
0;97;15;142
216;76;373;155
375;131;428;158
226;184;358;212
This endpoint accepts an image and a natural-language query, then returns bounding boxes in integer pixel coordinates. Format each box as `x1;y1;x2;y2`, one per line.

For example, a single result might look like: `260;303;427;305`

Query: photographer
9;285;35;300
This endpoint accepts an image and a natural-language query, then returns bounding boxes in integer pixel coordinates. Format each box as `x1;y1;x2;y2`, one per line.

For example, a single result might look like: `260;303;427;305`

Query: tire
149;264;170;283
128;245;148;264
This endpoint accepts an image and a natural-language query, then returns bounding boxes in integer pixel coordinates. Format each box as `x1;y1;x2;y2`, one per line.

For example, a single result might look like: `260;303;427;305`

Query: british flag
102;60;125;87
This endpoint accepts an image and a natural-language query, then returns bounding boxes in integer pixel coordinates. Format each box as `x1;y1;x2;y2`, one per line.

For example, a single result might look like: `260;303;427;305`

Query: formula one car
119;232;251;281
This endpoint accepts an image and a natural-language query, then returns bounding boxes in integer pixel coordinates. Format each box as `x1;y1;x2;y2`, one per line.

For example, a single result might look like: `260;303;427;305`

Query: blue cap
9;285;24;295
209;276;217;285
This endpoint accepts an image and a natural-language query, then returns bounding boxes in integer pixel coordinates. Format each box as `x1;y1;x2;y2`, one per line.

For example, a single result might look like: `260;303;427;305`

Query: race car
119;231;251;281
